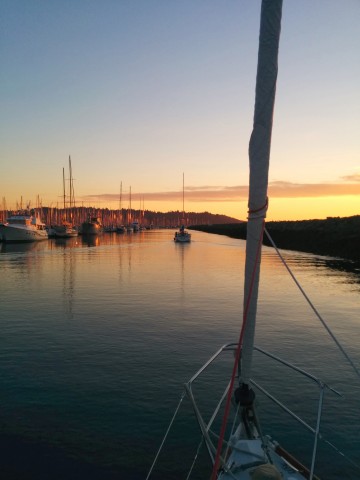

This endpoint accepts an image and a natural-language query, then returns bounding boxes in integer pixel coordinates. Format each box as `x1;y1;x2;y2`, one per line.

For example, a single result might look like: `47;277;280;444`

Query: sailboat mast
68;160;72;209
68;155;75;217
120;182;123;222
240;0;283;386
63;167;66;211
182;172;185;216
129;186;132;223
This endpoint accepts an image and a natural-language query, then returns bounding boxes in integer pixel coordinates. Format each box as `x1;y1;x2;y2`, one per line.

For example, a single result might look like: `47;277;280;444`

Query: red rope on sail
248;197;268;216
210;219;266;480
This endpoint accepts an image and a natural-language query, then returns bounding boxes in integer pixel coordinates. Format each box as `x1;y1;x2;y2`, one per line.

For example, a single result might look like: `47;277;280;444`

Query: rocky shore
189;216;360;262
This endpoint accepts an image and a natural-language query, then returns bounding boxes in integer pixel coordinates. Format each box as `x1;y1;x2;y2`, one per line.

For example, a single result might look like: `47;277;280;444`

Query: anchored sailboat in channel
174;173;191;243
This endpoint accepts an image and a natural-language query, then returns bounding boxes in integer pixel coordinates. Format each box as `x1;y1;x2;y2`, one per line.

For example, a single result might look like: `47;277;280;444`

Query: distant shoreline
189;216;360;262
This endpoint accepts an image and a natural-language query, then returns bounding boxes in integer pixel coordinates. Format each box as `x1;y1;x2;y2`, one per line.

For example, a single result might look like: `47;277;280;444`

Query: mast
129;186;132;224
142;196;145;225
119;182;123;223
69;156;75;222
182;172;185;216
181;172;186;226
1;197;6;223
63;167;66;220
240;0;283;386
69;156;72;209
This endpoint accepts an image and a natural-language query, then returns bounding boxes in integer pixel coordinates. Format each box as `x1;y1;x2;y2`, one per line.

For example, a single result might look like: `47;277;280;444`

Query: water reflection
81;234;101;247
316;257;360;284
175;242;190;302
263;246;360;288
0;242;40;254
0;229;358;480
61;245;76;320
80;232;129;247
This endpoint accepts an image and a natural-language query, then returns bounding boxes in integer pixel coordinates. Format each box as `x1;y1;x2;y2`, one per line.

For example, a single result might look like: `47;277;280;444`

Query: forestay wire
264;226;360;381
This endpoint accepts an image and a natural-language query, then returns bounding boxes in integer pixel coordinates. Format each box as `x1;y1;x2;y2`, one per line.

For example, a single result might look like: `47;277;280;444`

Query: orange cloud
341;174;360;182
81;181;360;204
268;181;360;198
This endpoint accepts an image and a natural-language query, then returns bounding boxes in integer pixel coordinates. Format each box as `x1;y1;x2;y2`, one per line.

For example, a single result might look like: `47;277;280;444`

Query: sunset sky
1;0;359;221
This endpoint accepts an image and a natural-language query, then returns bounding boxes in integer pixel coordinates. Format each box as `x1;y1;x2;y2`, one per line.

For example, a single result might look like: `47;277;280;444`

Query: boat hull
54;230;78;238
0;224;48;242
81;222;103;235
131;221;140;232
174;231;191;243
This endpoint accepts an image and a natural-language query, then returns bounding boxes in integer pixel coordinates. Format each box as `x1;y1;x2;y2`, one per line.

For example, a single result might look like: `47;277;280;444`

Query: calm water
0;230;359;479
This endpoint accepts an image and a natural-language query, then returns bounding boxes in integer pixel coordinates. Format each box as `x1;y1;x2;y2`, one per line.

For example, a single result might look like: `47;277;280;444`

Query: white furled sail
240;0;283;386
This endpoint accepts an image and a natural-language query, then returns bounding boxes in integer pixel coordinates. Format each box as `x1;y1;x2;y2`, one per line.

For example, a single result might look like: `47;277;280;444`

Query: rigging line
264;226;360;381
185;436;204;480
308;414;360;471
145;391;185;480
211;219;266;480
224;402;240;460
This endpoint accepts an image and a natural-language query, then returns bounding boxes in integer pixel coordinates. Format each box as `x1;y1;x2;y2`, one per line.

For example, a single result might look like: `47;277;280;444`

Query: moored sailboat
116;182;126;233
81;215;103;235
131;220;140;232
54;157;78;238
54;221;78;238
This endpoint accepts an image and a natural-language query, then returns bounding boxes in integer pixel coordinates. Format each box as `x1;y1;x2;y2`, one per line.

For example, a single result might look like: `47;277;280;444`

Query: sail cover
240;0;283;385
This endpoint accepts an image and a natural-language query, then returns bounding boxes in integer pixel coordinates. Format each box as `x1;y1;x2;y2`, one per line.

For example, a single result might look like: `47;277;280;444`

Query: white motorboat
0;211;48;242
